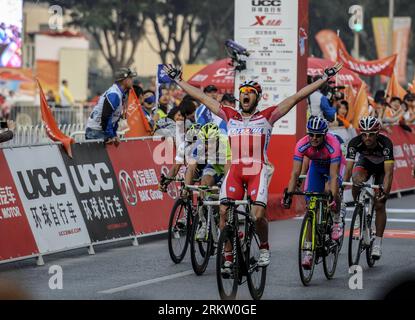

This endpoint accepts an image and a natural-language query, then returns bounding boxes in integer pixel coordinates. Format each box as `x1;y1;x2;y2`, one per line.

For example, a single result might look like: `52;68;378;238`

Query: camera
320;80;345;102
225;39;250;72
0;121;8;129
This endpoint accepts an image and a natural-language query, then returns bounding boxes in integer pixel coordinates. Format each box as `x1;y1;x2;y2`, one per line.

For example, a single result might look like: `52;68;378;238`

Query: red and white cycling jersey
217;104;283;164
218;104;283;206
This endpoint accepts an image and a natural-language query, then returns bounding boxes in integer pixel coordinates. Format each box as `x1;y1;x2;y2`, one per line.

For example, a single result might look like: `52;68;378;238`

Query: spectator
59;80;74;108
307;76;336;122
0;120;15;143
142;90;156;130
403;93;415;124
221;93;236;108
331;100;352;128
179;99;197;128
46;90;56;107
154;106;185;138
154;95;169;122
195;84;227;133
85;67;136;145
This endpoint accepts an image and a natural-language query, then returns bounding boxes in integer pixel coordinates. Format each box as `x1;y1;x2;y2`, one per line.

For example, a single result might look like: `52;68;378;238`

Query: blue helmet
307;116;329;134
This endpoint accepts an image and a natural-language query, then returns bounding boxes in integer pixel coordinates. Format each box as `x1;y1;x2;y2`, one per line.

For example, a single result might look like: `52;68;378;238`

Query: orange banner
315;30;339;62
351;82;369;128
337;38;397;77
125;88;152;138
37;79;74;157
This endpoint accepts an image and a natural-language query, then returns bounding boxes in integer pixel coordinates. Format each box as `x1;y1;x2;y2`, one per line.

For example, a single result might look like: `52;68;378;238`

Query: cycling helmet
198;123;219;142
359;116;381;132
185;123;201;142
306;116;329;134
239;80;262;95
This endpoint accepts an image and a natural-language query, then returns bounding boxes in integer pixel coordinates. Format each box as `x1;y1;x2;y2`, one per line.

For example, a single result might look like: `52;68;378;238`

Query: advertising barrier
60;143;135;242
3;145;91;254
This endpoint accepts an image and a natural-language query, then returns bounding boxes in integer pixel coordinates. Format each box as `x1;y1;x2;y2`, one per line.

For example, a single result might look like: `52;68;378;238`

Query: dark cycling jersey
346;134;394;165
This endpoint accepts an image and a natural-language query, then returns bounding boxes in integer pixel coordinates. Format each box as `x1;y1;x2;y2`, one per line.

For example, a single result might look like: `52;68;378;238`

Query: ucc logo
17;167;66;200
69;163;114;194
252;0;281;6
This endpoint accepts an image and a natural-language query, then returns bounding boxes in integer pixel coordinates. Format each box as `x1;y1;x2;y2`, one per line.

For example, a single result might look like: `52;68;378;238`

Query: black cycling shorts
353;157;385;185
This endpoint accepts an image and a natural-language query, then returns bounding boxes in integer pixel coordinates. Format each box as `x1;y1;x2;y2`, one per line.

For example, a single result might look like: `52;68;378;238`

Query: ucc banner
4;145;91;254
60;143;135;242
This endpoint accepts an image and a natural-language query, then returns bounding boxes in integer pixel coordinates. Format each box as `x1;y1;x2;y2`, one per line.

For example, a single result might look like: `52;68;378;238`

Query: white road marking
294;216;415;223
98;270;194;294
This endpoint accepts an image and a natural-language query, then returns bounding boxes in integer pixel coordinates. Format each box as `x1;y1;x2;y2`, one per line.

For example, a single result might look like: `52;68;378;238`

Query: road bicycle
212;197;267;300
343;181;380;268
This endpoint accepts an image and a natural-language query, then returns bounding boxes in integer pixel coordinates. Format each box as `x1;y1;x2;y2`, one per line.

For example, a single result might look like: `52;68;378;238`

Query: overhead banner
0;150;38;261
372;17;412;84
4;145;91;254
337;38;397;77
315;29;339;62
107;140;179;234
234;0;302;135
60;143;135;242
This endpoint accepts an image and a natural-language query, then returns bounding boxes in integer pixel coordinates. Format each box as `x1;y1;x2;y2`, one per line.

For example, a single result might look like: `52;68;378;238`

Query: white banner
4;145;91;253
234;0;299;135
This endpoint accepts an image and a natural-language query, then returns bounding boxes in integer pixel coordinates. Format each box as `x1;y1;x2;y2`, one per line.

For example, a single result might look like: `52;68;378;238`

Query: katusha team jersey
217;104;283;164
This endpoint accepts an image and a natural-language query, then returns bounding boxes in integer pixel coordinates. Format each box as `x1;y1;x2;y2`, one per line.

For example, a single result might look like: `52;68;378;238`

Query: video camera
225;39;250;72
321;80;345;102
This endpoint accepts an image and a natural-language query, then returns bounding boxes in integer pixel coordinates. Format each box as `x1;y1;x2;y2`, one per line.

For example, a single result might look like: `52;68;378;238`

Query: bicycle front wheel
167;199;192;264
348;205;363;267
246;225;267;300
366;203;377;268
298;212;316;286
323;215;340;280
216;225;239;300
190;209;213;275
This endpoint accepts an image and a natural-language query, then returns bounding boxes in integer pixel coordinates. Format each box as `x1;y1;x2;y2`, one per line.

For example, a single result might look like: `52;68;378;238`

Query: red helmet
239;80;262;95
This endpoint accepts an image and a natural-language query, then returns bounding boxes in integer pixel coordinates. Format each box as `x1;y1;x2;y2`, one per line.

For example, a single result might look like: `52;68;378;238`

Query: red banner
107;139;180;235
0;151;38;261
337;39;397;77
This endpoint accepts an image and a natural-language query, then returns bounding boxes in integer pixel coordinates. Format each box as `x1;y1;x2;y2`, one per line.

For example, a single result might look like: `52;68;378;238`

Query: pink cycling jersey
294;133;342;166
217;104;283;163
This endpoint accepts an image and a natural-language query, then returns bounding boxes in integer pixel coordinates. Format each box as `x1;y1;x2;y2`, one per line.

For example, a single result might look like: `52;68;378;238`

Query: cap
115;67;137;81
404;93;415;102
203;85;218;93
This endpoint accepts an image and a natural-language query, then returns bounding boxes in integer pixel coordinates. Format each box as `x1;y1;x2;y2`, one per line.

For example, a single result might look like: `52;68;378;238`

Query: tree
53;0;148;75
144;0;209;65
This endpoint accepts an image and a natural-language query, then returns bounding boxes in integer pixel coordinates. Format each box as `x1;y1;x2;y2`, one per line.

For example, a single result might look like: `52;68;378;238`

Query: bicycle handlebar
288;191;331;198
186;185;220;192
342;181;380;189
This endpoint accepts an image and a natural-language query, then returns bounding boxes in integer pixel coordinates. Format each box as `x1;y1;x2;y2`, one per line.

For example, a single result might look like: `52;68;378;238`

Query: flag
315;29;340;62
344;85;357;122
125;88;152;138
337;38;397;77
156;64;173;103
37;79;74;157
386;73;407;100
351;82;369;128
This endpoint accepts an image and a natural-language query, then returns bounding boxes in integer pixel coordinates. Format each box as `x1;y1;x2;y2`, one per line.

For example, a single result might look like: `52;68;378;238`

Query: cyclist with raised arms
282;116;343;269
163;62;343;271
343;116;395;260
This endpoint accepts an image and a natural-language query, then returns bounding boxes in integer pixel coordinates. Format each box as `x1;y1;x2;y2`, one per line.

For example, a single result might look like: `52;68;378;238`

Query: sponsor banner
4;145;91;253
107;140;180;234
235;0;300;135
337;39;397;77
372;17;412;84
0;150;39;261
60;143;135;242
315;29;339;62
389;125;415;192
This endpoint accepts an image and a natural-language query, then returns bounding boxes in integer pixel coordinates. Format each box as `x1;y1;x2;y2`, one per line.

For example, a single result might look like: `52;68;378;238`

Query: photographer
0;120;15;143
307;76;336;122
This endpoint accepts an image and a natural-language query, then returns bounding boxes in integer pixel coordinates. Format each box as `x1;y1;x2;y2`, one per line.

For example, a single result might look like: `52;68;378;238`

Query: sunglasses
239;87;258;95
361;132;377;138
308;133;324;138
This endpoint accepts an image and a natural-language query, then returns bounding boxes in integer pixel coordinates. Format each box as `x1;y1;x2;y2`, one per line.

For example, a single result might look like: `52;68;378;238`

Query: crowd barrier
1;125;414;266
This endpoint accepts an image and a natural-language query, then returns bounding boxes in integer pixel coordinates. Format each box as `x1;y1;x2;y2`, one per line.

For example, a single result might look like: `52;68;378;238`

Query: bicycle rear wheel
246;224;267;300
323;215;340;280
216;225;239;300
298;212;316;286
190;209;213;275
168;199;192;264
348;205;363;267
